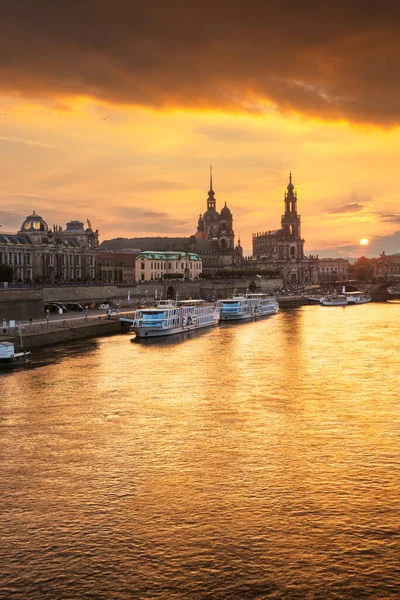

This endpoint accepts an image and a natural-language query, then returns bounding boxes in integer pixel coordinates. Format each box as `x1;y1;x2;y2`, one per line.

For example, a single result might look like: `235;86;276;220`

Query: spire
287;171;294;192
206;165;216;210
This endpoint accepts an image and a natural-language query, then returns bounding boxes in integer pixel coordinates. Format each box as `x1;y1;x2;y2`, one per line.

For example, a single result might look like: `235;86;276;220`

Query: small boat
218;293;279;321
321;294;348;306
345;292;371;305
120;299;220;338
0;342;31;368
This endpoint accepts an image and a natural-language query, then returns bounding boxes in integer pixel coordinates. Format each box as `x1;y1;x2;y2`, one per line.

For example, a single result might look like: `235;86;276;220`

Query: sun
360;238;369;246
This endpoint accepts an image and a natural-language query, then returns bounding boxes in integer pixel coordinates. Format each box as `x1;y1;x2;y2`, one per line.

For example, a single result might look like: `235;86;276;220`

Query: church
193;167;243;273
252;174;319;285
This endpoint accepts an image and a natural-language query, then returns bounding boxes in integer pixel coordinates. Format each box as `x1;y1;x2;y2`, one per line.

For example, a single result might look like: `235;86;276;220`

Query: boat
0;342;31;368
345;291;371;305
120;299;220;338
218;293;279;321
321;294;348;306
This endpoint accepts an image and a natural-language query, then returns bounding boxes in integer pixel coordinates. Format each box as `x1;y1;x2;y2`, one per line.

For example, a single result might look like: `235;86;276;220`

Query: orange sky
1;1;400;257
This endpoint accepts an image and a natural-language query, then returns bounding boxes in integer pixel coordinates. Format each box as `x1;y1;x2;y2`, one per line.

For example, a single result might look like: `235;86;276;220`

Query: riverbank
0;315;129;351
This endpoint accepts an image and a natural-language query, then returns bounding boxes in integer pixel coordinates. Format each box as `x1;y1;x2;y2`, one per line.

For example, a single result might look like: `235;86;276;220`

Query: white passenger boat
218;293;279;321
0;342;31;368
345;291;371;305
321;294;348;306
120;300;220;338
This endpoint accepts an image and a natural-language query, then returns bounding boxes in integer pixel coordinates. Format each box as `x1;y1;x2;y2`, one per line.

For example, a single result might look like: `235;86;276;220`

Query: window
169;263;171;269
151;262;153;269
141;273;145;281
141;262;145;270
181;263;184;269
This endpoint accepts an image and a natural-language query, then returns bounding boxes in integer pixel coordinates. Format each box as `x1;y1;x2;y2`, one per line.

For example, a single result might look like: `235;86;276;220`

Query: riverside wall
0;279;284;319
1;317;127;351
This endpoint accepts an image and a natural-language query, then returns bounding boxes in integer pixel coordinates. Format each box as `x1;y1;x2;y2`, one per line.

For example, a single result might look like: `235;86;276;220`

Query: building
252;175;319;285
193;167;243;274
99;251;138;283
374;251;400;279
99;168;243;276
0;212;99;283
318;258;349;283
136;251;202;281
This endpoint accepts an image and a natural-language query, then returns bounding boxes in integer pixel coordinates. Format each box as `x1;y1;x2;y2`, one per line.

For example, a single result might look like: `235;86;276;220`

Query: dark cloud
374;211;400;223
327;202;366;214
1;1;400;125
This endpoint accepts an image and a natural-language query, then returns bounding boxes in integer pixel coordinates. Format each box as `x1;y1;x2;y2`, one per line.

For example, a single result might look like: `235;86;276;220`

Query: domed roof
203;207;219;220
20;211;48;233
220;202;232;218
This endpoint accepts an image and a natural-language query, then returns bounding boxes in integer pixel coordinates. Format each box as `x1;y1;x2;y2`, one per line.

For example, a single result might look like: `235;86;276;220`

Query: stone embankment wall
0;279;283;319
2;316;126;351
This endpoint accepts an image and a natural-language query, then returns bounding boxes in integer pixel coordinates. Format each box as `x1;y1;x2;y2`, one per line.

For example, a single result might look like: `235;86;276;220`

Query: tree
354;256;374;281
0;263;13;283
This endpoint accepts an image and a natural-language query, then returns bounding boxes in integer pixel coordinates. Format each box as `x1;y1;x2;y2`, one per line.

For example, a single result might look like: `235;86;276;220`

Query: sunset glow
360;238;370;246
1;2;400;257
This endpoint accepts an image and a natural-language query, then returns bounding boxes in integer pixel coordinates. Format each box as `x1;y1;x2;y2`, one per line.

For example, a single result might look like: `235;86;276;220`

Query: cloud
2;1;400;125
374;211;400;223
0;135;55;148
327;202;366;214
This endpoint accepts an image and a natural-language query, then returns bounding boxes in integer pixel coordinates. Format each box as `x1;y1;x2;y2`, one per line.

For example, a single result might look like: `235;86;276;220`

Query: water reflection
1;304;400;599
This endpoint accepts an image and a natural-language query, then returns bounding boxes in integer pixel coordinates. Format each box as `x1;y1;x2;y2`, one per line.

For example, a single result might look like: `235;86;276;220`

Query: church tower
280;173;304;258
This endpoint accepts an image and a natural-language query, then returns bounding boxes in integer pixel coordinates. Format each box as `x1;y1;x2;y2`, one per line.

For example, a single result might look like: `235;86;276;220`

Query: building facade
318;258;349;283
374;251;400;279
252;175;319;285
193;167;243;274
99;251;138;283
136;251;202;281
0;212;99;283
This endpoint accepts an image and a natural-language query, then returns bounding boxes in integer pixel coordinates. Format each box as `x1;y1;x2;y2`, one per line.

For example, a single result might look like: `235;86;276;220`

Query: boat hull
133;318;219;338
220;306;279;321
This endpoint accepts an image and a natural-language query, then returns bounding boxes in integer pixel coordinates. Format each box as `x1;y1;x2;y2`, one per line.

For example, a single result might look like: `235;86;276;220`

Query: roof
136;251;201;261
0;234;33;245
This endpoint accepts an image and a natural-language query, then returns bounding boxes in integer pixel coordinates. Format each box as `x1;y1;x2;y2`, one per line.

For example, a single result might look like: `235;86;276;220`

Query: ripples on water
1;304;399;599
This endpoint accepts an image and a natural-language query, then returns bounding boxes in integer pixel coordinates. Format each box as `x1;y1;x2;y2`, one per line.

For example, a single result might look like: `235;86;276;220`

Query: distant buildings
0;212;99;283
251;174;319;285
374;251;400;279
100;168;242;276
136;251;202;281
318;258;349;283
99;249;202;282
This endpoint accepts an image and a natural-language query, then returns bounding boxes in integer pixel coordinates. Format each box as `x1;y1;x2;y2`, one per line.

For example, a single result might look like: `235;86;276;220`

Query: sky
1;0;400;257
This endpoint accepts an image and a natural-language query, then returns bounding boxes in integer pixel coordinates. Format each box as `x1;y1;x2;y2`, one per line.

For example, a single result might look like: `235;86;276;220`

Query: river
1;303;399;599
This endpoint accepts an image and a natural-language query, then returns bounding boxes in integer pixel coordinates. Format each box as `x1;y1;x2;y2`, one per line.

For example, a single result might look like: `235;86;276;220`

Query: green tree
0;263;13;283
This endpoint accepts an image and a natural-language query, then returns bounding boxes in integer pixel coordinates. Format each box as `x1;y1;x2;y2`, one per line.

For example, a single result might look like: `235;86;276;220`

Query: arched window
290;246;296;257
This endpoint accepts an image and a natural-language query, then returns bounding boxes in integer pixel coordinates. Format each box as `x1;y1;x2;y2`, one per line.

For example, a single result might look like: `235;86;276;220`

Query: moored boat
0;342;31;369
120;300;220;338
345;291;371;305
218;293;279;321
321;294;348;306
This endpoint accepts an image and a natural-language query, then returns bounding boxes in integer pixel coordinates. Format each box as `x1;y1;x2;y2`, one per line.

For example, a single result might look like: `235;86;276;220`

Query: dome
287;172;294;192
203;207;219;221
220;202;232;218
20;211;48;233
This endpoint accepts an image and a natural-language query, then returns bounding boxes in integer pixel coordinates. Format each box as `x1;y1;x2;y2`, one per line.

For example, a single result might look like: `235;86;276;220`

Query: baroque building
252;174;319;285
0;212;99;283
99;168;243;276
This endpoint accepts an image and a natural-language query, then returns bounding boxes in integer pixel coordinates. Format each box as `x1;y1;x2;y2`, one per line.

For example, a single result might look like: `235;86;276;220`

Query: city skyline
2;1;400;257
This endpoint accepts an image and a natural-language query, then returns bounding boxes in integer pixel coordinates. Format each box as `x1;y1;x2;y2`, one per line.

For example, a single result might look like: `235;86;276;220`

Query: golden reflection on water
1;304;400;599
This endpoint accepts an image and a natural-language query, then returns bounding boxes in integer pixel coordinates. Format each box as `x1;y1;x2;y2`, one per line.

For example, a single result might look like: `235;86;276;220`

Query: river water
1;304;399;599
